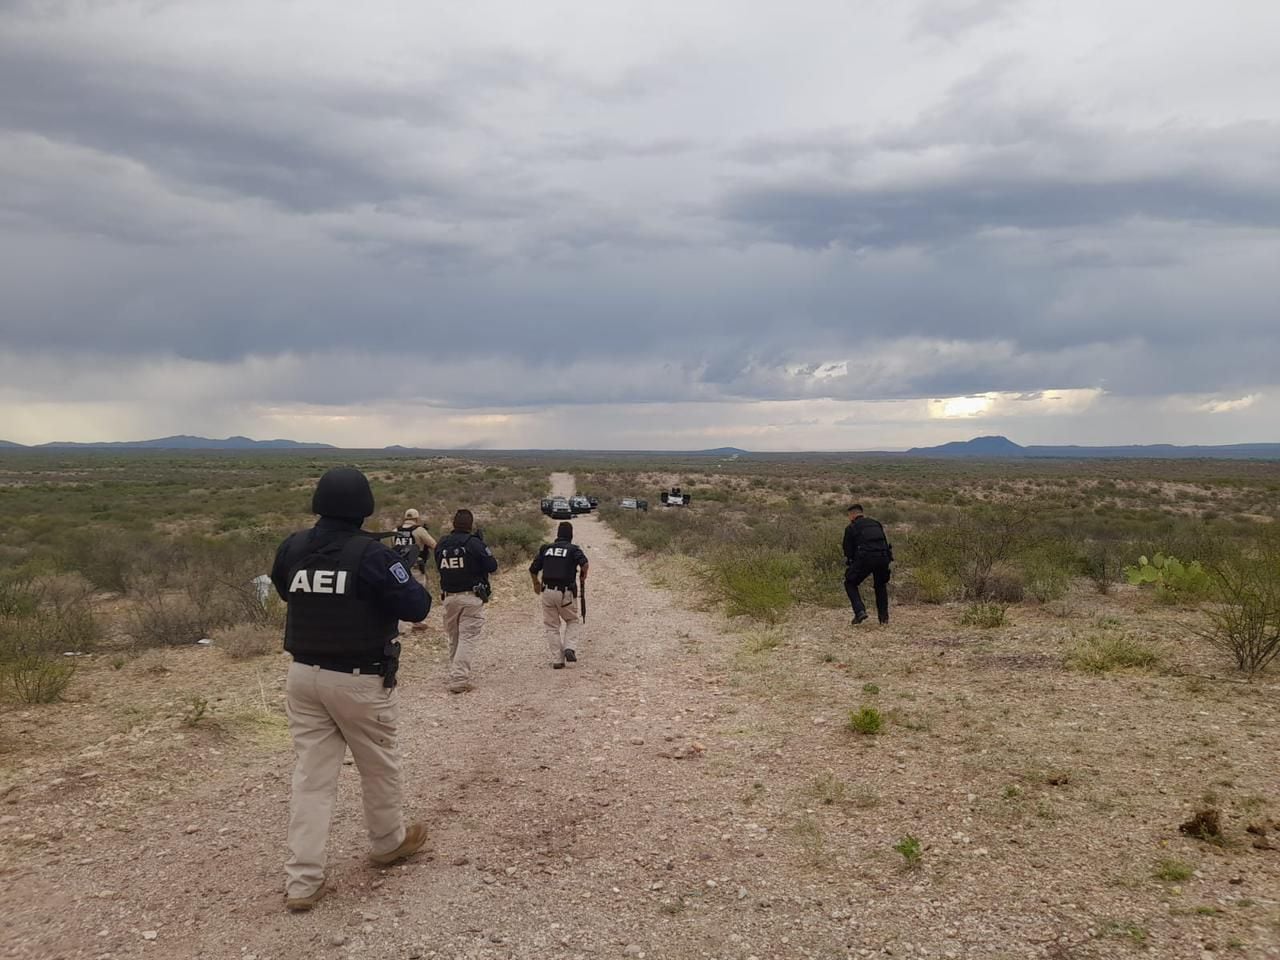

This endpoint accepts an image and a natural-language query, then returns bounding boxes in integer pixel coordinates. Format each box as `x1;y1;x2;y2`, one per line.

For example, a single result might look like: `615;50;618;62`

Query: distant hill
906;435;1280;460
0;435;335;450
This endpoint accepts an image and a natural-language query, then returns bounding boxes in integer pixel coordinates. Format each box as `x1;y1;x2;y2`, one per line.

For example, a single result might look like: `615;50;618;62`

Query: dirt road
1;473;782;960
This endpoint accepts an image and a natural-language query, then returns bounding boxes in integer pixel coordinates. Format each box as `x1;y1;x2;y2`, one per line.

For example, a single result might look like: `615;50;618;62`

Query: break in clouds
2;0;1279;448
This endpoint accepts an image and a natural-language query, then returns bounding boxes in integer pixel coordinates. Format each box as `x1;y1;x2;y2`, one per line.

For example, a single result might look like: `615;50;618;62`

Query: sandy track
2;474;751;960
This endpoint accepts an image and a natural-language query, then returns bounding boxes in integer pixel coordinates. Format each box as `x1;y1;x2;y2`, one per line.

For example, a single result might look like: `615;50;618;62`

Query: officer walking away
391;508;437;580
842;503;893;625
270;467;431;913
529;520;589;669
434;509;498;693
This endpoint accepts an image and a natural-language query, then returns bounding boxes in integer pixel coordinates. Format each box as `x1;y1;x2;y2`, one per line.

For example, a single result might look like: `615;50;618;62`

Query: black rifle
579;577;587;623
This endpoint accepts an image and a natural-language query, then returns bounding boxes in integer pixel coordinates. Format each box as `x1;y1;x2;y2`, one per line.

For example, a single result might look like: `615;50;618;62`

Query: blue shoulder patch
390;562;411;584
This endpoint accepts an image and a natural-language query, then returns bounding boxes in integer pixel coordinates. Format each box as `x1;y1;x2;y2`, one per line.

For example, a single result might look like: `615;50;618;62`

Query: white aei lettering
441;557;465;569
549;547;568;557
289;569;350;594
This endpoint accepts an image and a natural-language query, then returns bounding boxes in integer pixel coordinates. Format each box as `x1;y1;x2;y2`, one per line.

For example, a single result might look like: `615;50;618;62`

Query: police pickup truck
619;497;649;512
660;486;692;507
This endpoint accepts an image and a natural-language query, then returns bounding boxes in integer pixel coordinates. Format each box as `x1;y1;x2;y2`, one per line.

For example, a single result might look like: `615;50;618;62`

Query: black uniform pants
845;561;891;622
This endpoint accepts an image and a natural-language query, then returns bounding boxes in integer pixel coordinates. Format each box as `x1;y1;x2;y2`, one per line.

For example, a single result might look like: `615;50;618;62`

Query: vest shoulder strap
338;533;374;572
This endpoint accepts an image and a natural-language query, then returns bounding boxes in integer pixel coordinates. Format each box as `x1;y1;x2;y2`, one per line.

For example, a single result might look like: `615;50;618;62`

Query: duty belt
542;583;575;592
293;654;388;676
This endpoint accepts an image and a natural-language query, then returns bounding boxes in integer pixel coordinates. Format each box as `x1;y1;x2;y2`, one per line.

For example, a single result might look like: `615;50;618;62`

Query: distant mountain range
1;434;1276;459
905;435;1280;460
0;435;335;450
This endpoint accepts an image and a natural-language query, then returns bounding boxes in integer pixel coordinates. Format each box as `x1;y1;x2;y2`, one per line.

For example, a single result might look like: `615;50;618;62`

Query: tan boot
370;822;429;865
285;884;331;913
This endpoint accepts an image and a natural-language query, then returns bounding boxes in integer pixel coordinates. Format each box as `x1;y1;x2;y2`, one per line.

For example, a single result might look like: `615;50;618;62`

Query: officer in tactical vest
434;508;498;693
529;521;589;668
270;467;431;912
842;503;893;625
391;508;437;578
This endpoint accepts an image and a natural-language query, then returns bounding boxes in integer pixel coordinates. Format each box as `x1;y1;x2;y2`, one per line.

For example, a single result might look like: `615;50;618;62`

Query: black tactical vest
540;540;579;588
391;524;420;565
282;531;399;663
853;518;891;560
436;532;485;593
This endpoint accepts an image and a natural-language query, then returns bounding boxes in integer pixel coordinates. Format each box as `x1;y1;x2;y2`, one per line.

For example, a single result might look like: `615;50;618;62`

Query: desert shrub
981;566;1025;603
1199;536;1280;675
1082;541;1124;594
128;593;219;648
960;602;1008;628
956;506;1032;599
911;566;957;604
793;534;851;608
1068;633;1160;672
482;520;544;566
62;534;143;593
3;656;76;703
847;706;883;735
1023;558;1070;603
893;834;922;868
710;548;801;623
215;623;280;659
0;603;102;658
0;576;39;618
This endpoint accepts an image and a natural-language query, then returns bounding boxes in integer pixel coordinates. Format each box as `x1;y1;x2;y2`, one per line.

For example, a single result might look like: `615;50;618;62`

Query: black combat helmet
311;467;375;520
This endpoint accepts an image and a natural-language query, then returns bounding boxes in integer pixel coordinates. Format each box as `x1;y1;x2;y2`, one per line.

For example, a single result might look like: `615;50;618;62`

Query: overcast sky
3;0;1278;449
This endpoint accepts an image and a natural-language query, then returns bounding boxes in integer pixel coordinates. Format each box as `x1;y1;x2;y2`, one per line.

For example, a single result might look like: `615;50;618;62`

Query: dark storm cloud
719;175;1280;249
0;38;452;213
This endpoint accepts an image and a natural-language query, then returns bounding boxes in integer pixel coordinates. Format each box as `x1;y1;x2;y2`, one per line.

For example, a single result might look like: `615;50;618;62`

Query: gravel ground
1;473;1277;960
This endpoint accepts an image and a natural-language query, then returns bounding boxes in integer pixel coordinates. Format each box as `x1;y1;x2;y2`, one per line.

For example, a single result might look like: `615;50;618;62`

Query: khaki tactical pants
284;661;405;899
541;587;581;663
442;592;485;686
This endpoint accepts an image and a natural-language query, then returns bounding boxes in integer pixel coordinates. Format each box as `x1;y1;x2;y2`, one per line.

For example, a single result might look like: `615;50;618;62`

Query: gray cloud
1;0;1279;445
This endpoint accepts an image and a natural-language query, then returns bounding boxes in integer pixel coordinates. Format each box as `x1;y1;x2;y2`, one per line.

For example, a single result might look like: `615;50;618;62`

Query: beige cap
403;508;420;522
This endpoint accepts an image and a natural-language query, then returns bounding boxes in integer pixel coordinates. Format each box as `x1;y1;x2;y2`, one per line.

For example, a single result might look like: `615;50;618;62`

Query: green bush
847;706;883;735
710;548;801;623
0;577;39;618
482;520;544;566
1023;558;1070;603
3;656;76;703
960;602;1008;628
1199;535;1280;675
893;834;923;868
912;566;956;604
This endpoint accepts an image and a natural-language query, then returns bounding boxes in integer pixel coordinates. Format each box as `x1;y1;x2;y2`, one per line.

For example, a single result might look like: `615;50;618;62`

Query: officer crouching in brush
270;467;430;913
